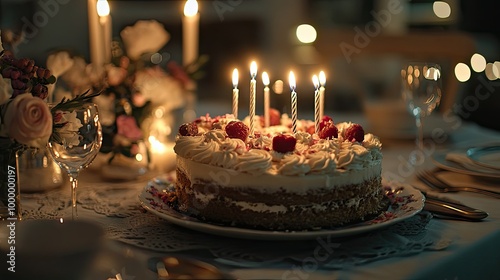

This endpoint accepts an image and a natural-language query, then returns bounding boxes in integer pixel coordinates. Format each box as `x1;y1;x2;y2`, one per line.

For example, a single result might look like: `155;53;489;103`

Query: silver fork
416;169;500;199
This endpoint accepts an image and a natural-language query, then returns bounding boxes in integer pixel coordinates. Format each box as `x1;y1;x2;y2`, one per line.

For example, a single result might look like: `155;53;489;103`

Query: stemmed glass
47;103;102;219
401;62;442;162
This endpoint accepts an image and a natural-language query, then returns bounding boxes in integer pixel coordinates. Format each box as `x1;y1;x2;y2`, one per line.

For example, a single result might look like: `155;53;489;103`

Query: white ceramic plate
138;178;424;240
467;145;500;170
432;151;500;179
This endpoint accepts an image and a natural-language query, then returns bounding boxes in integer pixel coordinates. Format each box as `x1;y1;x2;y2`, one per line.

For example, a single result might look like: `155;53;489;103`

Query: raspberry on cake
272;134;296;153
318;122;338;139
225;121;249;141
173;113;383;230
344;123;365;142
178;122;198;136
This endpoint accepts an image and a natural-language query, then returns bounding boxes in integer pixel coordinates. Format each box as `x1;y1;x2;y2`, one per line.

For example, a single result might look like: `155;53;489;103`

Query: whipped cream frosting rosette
174;115;382;177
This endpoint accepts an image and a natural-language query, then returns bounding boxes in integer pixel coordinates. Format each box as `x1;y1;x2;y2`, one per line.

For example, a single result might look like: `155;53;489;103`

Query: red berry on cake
344;123;365;142
318;122;338;139
179;122;198;136
272;134;297;153
259;108;282;127
319;115;334;130
225;121;249;141
270;108;281;126
306;124;315;135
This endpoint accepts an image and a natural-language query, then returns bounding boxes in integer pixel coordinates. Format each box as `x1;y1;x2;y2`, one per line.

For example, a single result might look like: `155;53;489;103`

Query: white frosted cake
173;114;383;230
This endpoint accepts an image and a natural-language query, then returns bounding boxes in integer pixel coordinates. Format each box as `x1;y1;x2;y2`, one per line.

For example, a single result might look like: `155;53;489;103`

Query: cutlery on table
421;190;488;221
416;169;500;199
152;256;231;280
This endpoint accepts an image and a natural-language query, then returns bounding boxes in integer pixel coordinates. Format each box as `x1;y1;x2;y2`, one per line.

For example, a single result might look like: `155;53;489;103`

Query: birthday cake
173;113;384;230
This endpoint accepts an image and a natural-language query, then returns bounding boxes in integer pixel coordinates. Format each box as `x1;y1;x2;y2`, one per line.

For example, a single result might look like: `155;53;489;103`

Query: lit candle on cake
262;71;270;127
232;68;239;119
249;61;257;135
319;71;326;119
289;71;297;134
97;0;112;63
182;0;199;66
313;74;320;133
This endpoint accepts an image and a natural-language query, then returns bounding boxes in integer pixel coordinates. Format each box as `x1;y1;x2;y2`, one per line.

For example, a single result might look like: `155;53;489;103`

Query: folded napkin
445;152;499;175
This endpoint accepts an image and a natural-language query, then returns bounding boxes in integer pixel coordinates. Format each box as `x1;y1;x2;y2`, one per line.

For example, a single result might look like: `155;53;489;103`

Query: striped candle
289;71;297;134
249;61;257;135
313;74;320;133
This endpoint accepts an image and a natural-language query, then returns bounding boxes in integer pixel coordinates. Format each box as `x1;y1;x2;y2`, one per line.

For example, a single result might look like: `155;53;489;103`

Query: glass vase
0;144;22;220
18;147;64;193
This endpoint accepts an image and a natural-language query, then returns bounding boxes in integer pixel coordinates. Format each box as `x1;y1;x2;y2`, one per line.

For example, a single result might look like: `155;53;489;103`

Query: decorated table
2;109;499;280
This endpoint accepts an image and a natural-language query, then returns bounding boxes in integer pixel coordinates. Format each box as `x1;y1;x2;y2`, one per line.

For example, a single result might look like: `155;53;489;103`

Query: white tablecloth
9;112;500;280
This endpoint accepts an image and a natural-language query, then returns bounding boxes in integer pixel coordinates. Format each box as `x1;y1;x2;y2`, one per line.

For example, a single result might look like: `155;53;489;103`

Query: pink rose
106;65;128;86
116;115;142;141
3;94;52;148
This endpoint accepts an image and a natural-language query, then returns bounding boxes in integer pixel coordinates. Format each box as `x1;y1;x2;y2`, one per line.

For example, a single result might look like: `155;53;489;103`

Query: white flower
60;57;104;95
133;67;184;111
0;78;12;104
120;20;170;60
55;111;83;147
46;51;74;77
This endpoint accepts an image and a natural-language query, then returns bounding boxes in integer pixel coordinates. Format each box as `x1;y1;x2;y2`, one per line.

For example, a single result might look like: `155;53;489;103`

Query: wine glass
401;62;442;162
47;103;102;219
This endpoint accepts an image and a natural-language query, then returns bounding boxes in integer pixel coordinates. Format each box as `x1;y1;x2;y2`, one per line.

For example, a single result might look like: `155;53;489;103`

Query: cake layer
176;167;385;230
176;156;382;194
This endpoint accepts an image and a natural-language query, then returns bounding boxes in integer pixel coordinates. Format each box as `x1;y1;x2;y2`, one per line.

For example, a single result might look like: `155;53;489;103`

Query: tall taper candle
313;75;320;133
249;61;257;135
183;0;199;66
232;68;239;119
289;71;297;134
97;0;112;63
262;72;270;127
319;71;326;119
88;0;104;66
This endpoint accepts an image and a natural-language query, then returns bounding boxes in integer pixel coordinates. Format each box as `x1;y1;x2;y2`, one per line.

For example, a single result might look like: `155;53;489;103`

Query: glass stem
415;113;423;151
68;171;79;219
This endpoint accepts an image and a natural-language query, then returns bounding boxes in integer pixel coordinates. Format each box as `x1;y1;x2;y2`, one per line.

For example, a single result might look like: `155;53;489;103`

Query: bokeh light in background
493;62;500;79
150;53;162;64
433;1;451;19
296;24;317;44
470;53;486;72
273;80;284;95
485;63;496;80
454;63;471;82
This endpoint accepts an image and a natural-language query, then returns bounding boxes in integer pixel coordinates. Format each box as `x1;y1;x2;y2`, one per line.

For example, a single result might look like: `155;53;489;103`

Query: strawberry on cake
173;113;384;230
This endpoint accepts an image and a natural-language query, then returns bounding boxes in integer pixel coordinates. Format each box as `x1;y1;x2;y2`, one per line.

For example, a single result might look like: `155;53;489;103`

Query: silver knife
421;191;488;221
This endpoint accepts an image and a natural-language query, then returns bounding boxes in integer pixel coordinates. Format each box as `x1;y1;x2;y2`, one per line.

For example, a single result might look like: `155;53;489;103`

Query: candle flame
319;71;326;86
97;0;110;17
312;75;319;89
289;71;296;90
250;61;257;78
184;0;198;17
262;72;270;86
149;136;166;153
232;68;238;88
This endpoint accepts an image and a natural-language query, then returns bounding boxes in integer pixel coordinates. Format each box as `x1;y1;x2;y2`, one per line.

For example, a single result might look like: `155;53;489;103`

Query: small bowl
0;219;103;280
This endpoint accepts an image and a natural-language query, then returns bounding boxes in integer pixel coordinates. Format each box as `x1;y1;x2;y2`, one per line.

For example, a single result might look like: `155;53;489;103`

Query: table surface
5;109;500;280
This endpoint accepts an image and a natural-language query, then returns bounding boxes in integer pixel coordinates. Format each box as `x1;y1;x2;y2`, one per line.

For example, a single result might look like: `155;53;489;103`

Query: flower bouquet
0;37;100;218
47;20;207;178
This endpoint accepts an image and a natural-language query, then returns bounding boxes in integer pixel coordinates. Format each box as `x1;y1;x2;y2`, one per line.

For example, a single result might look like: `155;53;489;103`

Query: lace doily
21;179;453;269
